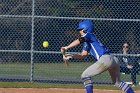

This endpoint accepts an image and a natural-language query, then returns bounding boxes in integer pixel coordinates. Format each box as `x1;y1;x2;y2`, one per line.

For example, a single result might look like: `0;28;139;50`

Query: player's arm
61;39;80;54
63;50;88;60
72;50;88;59
67;37;88;49
66;39;81;49
61;37;88;51
61;37;88;60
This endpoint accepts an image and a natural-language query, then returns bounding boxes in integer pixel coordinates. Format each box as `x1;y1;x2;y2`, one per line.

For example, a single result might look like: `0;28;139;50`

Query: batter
61;20;134;93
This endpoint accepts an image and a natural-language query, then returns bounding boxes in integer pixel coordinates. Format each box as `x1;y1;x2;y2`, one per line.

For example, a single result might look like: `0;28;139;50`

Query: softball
43;41;49;48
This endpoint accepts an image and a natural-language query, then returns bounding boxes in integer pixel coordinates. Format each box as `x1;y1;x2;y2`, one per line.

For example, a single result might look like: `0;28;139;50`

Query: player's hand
63;53;73;61
61;46;68;54
127;65;133;69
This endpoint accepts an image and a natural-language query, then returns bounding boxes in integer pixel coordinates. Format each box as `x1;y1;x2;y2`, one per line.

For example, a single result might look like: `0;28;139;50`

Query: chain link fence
0;0;140;84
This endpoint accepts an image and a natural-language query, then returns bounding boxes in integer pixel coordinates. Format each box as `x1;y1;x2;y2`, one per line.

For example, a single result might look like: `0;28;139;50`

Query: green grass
0;62;140;81
0;62;139;90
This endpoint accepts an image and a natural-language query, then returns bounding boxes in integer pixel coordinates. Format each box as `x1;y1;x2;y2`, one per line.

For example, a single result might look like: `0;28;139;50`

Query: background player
61;20;135;93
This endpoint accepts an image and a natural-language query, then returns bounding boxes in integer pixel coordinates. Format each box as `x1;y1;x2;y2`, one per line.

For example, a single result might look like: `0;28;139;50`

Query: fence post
30;0;35;82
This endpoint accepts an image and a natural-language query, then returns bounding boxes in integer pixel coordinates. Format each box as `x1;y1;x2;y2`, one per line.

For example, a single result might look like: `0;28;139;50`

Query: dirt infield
0;88;139;93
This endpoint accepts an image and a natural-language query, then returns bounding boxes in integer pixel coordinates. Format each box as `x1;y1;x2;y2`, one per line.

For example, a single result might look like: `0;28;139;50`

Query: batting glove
61;46;68;54
63;54;73;61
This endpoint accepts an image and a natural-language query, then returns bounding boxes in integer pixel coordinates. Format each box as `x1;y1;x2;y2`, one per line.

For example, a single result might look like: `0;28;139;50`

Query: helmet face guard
77;20;94;33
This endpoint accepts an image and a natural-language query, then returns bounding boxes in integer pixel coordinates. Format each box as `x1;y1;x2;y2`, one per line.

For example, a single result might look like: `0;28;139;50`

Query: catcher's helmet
77;20;94;33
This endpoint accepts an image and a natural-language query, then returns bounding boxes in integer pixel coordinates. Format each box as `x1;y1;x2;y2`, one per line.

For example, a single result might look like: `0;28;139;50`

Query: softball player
61;20;134;93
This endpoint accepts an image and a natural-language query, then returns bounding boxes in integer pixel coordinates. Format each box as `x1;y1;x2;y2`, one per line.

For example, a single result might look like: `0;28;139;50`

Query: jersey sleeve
82;33;95;43
78;37;88;43
78;33;92;43
82;42;90;52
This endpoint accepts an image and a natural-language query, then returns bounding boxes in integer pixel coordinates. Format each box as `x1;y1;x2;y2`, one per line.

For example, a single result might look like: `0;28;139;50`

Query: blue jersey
82;33;110;60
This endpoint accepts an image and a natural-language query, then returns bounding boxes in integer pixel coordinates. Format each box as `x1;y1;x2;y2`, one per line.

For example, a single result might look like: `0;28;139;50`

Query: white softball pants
81;55;121;84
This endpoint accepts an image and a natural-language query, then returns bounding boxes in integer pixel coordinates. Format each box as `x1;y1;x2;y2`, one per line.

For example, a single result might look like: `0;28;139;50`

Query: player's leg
108;56;121;84
81;63;104;93
81;55;112;93
109;56;134;93
81;63;100;93
82;77;93;93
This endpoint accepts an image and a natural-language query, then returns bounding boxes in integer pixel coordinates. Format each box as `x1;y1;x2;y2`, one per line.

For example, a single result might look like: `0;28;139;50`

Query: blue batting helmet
77;20;94;33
